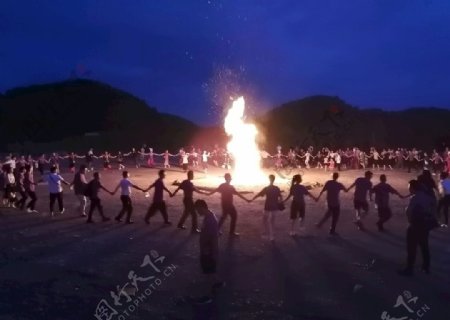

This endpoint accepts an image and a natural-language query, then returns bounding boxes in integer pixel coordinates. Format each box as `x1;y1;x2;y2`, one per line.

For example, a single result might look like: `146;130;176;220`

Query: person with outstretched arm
283;174;317;236
112;171;143;224
315;172;347;235
143;170;173;225
206;173;250;236
172;170;208;233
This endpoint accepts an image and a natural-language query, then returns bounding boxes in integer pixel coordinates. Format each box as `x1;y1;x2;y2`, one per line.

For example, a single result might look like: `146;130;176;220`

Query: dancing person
48;166;69;217
37;154;48;180
335;151;342;171
207;173;250;236
251;174;282;241
71;165;88;217
64;152;80;173
162;150;173;169
50;153;63;172
181;151;190;172
112;171;143;224
398;180;435;276
371;174;405;231
143;170;172;225
147;148;155;168
15;167;27;210
172;170;207;233
85;148;95;171
201;150;210;173
315;172;348;235
371;149;382;170
139;146;146;168
24;164;38;213
191;148;199;168
283;174;317;236
437;172;450;227
304;150;312;169
116;151;125;170
347;171;373;231
101;151;115;171
85;172;113;223
405;151;415;173
3;166;16;207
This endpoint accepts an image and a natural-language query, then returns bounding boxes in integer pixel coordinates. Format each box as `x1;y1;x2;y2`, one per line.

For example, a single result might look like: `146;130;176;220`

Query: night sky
1;0;450;124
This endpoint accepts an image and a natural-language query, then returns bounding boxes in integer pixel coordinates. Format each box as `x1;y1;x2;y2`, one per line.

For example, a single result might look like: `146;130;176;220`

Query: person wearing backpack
86;172;113;223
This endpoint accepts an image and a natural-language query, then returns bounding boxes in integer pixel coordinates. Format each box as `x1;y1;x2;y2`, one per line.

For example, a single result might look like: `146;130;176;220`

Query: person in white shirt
335;152;342;171
112;171;143;224
5;156;16;171
201;151;210;173
47;166;69;216
4;167;16;207
181;151;190;172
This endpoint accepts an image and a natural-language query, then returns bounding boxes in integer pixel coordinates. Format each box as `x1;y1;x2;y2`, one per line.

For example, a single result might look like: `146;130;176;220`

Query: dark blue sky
1;0;450;124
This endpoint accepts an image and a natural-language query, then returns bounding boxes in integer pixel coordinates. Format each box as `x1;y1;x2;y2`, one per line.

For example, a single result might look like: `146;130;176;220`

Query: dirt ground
0;164;449;320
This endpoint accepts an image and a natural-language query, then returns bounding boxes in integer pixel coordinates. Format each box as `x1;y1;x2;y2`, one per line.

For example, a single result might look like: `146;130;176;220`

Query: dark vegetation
1;80;449;153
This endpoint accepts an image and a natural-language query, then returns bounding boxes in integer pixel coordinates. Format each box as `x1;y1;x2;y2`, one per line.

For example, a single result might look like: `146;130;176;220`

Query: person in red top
207;173;250;236
143;170;173;225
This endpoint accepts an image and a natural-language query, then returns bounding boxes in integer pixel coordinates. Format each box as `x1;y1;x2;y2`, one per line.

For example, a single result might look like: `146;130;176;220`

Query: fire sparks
224;97;265;185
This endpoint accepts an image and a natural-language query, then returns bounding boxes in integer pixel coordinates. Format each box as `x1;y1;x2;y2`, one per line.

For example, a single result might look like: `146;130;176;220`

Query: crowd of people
1;145;450;178
1;145;449;282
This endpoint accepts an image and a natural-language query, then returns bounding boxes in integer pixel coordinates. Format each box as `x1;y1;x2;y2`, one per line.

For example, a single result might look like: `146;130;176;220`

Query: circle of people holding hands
1;144;449;276
2;145;450;178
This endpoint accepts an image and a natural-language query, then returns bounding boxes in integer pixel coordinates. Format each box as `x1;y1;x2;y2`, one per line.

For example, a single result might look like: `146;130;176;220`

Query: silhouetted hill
257;96;450;150
0;79;198;152
1;82;448;153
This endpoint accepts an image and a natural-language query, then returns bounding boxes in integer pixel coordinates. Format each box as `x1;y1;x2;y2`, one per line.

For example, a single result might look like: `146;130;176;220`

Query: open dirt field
0;165;449;320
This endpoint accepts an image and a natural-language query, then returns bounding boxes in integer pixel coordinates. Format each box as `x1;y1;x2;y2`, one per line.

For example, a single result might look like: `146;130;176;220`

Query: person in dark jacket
194;199;224;302
86;172;112;223
398;180;435;276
